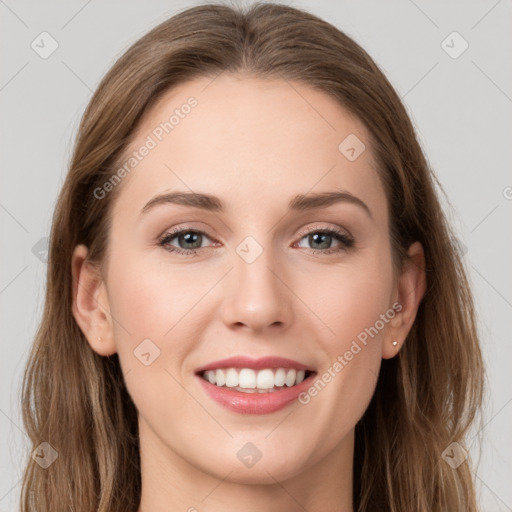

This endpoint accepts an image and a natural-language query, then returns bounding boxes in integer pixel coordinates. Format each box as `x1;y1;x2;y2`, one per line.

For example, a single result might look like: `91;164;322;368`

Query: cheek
316;253;394;355
107;253;215;338
297;247;394;439
311;276;387;418
105;250;225;388
106;255;208;421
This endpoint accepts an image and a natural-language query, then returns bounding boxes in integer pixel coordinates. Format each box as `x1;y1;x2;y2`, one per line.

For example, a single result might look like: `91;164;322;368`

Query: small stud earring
392;340;398;348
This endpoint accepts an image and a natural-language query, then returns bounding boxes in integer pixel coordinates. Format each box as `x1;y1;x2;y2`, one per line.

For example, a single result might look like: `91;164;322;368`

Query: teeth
215;369;226;387
239;368;256;388
225;368;238;387
202;368;309;390
256;369;274;389
274;368;286;387
285;369;296;387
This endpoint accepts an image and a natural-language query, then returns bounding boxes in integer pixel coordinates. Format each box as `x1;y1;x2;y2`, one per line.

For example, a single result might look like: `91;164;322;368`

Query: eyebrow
140;190;372;218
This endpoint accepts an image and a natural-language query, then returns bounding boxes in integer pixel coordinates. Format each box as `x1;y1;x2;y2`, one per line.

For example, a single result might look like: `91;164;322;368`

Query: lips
195;355;317;414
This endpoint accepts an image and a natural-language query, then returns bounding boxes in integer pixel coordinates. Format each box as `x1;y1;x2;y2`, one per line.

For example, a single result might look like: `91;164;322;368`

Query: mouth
198;367;315;393
194;356;317;414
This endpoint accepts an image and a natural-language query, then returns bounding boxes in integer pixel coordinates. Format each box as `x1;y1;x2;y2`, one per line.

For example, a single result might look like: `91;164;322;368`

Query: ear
71;244;116;356
382;241;426;359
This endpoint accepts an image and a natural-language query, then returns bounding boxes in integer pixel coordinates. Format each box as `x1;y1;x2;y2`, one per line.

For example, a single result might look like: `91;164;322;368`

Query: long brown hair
20;2;485;510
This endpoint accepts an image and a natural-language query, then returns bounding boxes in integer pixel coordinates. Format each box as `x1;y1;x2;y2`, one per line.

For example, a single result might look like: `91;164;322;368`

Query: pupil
181;232;201;249
310;233;331;249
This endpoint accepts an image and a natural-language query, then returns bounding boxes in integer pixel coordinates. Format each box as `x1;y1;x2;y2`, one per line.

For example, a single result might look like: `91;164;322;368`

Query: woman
20;2;484;511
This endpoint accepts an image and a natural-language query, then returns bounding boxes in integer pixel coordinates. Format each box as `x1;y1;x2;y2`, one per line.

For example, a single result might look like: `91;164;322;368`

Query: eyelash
157;225;355;258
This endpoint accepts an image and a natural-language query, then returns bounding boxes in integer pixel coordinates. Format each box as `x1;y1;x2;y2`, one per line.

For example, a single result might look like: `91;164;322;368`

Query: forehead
111;73;386;222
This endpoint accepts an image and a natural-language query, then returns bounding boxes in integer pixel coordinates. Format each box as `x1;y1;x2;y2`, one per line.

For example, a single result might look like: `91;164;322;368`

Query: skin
71;73;425;512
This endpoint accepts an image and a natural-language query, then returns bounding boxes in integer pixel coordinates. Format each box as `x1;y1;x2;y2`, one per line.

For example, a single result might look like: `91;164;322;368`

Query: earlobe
382;241;426;359
71;244;117;356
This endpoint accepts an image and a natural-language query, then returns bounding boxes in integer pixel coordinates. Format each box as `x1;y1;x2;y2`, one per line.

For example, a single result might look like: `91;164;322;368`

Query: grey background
1;0;511;510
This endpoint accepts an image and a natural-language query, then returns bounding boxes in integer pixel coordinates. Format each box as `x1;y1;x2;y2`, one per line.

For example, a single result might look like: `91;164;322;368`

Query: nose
219;243;293;334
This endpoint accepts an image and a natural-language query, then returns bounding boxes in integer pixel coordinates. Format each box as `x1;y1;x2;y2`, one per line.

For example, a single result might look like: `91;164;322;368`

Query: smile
200;367;313;392
195;355;317;414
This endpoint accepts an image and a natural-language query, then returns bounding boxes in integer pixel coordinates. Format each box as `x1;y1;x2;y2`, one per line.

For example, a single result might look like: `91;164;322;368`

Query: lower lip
196;373;315;414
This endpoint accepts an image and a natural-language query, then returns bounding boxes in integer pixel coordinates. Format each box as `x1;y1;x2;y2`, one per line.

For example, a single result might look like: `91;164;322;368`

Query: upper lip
195;356;316;374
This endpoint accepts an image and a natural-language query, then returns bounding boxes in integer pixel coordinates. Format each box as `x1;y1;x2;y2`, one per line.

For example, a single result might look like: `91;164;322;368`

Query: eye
158;228;216;257
294;226;354;255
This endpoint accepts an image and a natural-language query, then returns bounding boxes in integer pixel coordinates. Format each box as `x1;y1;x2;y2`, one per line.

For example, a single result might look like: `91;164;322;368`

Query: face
78;73;407;486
